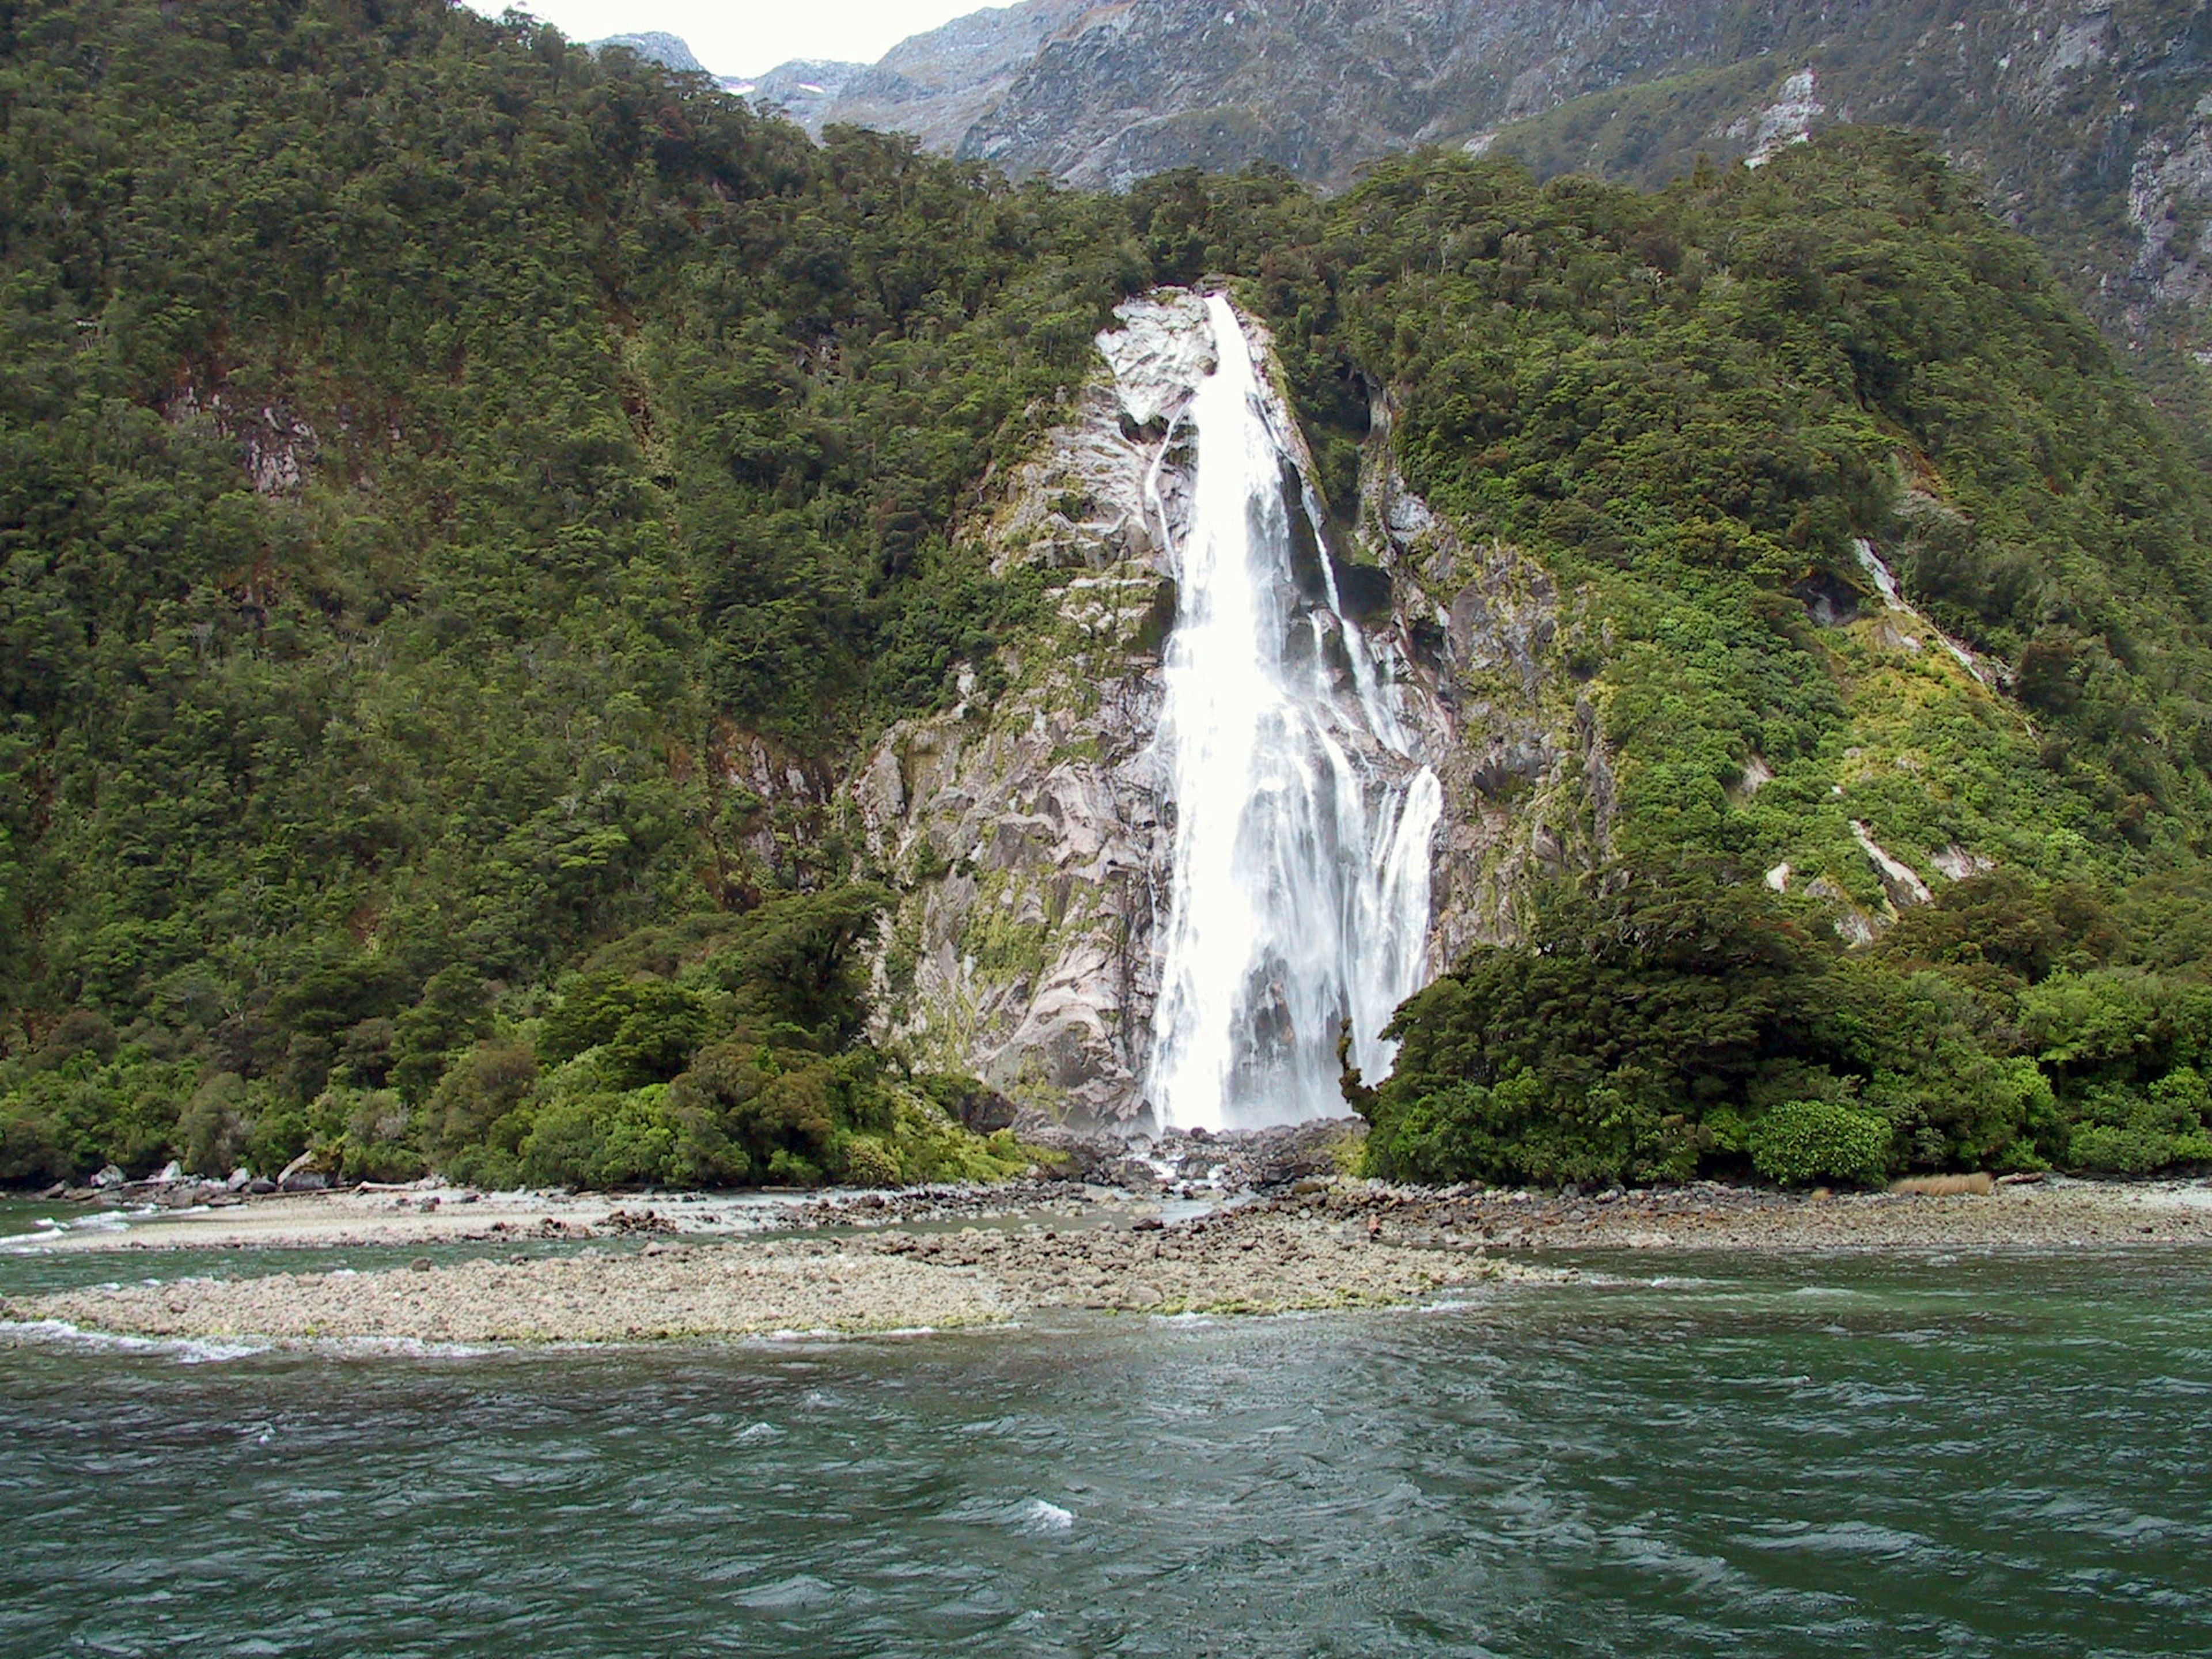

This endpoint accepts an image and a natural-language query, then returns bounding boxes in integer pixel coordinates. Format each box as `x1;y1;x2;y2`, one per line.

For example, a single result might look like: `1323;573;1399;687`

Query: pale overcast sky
464;1;997;78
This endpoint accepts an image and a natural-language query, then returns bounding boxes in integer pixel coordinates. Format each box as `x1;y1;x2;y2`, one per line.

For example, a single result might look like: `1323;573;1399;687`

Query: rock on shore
5;1207;1536;1345
11;1241;1013;1344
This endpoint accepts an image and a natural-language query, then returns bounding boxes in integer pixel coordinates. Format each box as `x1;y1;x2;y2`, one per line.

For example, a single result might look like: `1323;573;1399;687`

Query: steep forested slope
6;0;2212;1189
0;0;1132;1184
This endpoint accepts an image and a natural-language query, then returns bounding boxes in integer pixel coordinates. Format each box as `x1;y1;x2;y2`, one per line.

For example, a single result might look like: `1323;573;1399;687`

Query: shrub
426;1040;539;1160
517;1089;684;1189
839;1134;902;1187
2064;1070;2212;1173
320;1086;427;1183
538;974;713;1089
0;1107;65;1184
1748;1100;1893;1187
179;1071;252;1175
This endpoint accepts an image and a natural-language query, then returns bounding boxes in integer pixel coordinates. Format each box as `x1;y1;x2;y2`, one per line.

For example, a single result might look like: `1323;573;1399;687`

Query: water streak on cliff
1147;294;1440;1131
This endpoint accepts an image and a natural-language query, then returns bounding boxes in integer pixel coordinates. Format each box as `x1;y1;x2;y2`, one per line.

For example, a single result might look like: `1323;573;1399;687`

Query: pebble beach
6;1149;2211;1347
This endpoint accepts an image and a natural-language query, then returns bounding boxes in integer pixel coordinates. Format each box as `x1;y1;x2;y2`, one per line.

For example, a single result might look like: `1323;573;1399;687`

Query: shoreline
3;1173;2208;1348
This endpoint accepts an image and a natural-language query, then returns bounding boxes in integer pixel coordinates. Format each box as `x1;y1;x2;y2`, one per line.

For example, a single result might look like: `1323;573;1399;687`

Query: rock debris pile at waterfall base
10;1139;2210;1346
6;1207;1540;1344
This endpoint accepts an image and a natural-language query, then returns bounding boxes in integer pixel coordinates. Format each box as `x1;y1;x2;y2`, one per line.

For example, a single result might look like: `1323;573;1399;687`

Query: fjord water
1147;294;1441;1131
6;1245;2209;1658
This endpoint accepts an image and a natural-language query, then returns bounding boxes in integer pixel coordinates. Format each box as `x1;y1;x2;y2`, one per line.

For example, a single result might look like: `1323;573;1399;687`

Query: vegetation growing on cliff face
0;0;1135;1184
5;1;2212;1187
1152;142;2212;1182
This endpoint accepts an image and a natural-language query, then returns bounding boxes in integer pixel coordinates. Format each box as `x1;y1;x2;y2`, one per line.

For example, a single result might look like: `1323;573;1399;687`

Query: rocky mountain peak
772;0;2212;376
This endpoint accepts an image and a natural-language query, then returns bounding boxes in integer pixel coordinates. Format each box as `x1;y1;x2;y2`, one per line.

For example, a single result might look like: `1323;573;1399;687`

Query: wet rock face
854;291;1584;1130
855;294;1211;1130
1351;400;1578;968
855;293;1457;1129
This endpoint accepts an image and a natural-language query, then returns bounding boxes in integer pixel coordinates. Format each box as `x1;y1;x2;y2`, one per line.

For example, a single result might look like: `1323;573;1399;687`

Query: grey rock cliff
802;0;1097;152
740;60;869;128
589;32;710;75
852;290;1584;1126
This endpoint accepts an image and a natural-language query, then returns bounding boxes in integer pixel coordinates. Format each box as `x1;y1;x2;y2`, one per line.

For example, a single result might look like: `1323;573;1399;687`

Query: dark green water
3;1214;2207;1657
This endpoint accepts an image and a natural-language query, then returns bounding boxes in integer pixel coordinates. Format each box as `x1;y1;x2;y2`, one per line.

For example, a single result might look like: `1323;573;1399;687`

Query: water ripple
0;1251;2207;1656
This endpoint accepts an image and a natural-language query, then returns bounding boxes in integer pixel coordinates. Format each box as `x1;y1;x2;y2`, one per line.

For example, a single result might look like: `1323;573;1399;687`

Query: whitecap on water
1017;1499;1075;1535
941;1496;1076;1535
737;1573;838;1611
732;1421;785;1444
0;1317;269;1365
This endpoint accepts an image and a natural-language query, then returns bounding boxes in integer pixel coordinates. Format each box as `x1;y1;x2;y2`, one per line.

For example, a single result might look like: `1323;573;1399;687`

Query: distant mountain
588;30;709;76
735;59;869;129
806;0;1096;153
794;0;2212;383
588;31;860;123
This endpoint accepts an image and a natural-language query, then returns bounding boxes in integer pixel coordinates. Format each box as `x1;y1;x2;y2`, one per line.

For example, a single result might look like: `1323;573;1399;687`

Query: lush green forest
6;0;2212;1190
0;0;1127;1185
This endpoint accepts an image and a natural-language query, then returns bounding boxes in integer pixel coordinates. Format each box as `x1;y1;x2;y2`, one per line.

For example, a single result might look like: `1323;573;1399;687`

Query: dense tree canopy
5;1;2212;1186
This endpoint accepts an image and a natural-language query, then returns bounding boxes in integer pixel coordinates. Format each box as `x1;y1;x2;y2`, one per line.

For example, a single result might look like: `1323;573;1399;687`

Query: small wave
1738;1520;1928;1558
1016;1498;1075;1534
733;1422;785;1444
737;1573;838;1611
0;1317;270;1365
941;1495;1077;1535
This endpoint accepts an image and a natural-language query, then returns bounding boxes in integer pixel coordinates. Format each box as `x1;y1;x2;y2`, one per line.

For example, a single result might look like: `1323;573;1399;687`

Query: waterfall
1146;294;1442;1132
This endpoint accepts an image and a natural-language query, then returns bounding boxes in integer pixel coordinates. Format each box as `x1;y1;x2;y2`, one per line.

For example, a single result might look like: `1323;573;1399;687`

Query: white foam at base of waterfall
1145;294;1441;1132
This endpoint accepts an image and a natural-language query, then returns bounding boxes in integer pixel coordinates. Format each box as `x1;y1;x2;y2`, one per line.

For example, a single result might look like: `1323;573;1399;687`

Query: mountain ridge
747;0;2212;393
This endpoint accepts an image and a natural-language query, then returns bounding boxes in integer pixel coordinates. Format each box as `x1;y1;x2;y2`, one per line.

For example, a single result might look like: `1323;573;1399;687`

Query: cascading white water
1146;294;1442;1132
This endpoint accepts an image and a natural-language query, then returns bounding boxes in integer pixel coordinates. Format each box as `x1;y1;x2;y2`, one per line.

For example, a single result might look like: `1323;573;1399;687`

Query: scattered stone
1891;1173;1995;1197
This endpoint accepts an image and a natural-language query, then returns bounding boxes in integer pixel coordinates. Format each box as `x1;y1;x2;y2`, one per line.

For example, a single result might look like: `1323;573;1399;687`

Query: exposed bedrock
853;289;1585;1129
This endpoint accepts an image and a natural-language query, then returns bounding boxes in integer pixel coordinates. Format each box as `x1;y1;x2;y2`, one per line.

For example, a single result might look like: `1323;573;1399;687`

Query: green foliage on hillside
1166;137;2212;876
1479;0;2212;465
1142;139;2212;1183
1358;866;2212;1185
0;0;1138;1183
6;2;2212;1188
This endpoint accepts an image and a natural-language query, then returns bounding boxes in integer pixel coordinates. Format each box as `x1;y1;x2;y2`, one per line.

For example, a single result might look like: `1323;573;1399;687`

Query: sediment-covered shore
5;1168;2208;1347
5;1205;1540;1342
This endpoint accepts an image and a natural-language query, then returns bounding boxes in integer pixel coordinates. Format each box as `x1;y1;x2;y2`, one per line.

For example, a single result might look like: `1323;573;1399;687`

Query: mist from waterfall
1146;294;1442;1132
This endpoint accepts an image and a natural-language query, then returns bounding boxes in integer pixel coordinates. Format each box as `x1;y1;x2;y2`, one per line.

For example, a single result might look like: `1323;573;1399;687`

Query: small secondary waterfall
1146;294;1442;1132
